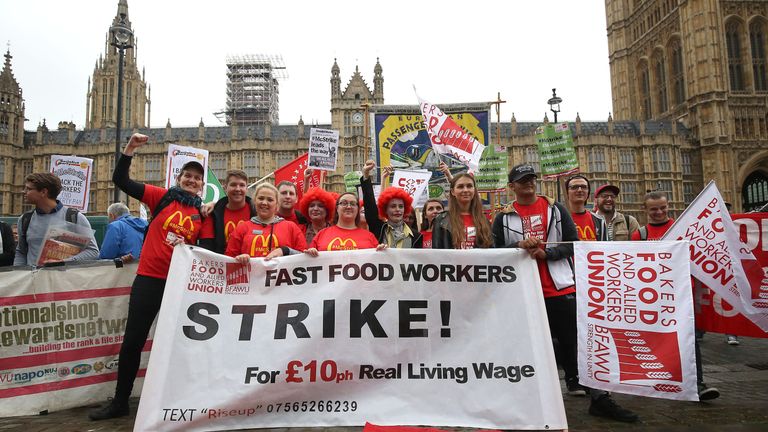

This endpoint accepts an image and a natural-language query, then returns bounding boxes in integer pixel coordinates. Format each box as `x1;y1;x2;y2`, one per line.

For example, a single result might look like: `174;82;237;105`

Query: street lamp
110;13;133;203
547;88;564;201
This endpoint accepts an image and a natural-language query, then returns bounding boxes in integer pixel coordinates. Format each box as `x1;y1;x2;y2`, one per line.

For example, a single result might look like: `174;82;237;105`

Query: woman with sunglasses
226;183;306;262
432;173;493;249
305;192;386;255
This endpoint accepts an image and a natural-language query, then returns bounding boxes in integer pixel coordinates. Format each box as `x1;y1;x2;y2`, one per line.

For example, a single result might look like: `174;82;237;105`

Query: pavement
1;332;767;432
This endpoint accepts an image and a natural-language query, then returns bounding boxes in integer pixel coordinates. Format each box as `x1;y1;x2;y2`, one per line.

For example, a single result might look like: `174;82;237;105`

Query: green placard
475;145;508;191
203;168;225;204
535;122;579;179
344;171;362;193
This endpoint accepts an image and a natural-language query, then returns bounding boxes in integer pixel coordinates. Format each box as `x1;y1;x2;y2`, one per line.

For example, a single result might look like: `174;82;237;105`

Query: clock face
352;112;364;124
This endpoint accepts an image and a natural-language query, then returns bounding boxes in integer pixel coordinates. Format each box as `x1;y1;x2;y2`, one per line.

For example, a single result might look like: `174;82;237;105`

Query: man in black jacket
198;170;256;253
0;220;15;267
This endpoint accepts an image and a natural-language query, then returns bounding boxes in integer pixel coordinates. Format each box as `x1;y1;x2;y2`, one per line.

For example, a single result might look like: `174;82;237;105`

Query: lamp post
111;13;133;203
547;88;564;201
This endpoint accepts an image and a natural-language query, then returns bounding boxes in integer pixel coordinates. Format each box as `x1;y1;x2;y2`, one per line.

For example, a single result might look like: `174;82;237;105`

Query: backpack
18;207;79;256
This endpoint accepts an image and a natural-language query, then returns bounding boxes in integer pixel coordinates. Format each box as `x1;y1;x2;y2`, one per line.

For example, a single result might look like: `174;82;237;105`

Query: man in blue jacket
99;202;147;261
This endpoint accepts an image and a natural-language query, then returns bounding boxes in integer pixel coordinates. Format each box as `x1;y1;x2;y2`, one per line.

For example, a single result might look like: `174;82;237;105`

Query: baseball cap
508;164;537;183
595;184;620;198
180;160;204;174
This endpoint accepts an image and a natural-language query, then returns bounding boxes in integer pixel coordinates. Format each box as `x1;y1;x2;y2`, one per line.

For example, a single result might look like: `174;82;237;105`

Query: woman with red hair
298;187;336;244
360;160;423;248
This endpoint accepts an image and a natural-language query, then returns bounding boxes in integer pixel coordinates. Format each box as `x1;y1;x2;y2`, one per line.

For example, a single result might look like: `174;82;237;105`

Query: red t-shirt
310;225;379;251
199;204;252;244
278;209;301;225
225;219;307;258
421;230;433;249
571;211;597;241
513;197;575;298
631;219;675;241
138;185;203;279
460;214;477;249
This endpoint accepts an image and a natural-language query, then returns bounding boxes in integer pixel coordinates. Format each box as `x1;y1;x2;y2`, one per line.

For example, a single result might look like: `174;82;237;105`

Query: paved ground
1;333;766;432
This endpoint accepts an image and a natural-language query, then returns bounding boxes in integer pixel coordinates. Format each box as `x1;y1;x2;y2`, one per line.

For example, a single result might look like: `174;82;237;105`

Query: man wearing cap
493;164;638;422
493;164;639;423
565;175;607;241
593;183;639;241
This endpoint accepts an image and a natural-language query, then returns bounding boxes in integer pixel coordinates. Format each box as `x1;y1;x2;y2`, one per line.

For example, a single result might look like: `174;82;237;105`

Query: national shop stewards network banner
0;263;151;416
134;247;568;432
575;241;698;401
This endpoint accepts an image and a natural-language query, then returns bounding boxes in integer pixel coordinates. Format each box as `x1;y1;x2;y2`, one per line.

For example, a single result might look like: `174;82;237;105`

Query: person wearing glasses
564;175;607;241
592;183;639;241
304;192;386;254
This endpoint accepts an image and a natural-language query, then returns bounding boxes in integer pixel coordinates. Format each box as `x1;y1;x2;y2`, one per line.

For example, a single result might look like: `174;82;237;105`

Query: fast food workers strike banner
575;241;698;401
134;247;568;431
0;263;150;416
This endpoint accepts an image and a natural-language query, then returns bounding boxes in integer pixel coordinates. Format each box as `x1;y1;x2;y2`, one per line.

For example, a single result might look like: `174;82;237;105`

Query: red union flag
663;181;768;331
575;241;698;401
415;90;485;173
273;153;322;201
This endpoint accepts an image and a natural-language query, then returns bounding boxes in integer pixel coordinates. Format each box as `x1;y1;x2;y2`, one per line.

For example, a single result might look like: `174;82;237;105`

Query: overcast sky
1;0;613;130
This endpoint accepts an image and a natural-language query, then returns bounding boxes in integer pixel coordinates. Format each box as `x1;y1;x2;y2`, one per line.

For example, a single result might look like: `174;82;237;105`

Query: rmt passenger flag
415;89;485;173
663;181;768;331
273;153;322;201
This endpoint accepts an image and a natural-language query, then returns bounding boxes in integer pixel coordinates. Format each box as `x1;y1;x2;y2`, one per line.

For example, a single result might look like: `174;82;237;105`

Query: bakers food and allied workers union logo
327;237;357;251
249;234;279;257
608;328;683;393
163;211;196;239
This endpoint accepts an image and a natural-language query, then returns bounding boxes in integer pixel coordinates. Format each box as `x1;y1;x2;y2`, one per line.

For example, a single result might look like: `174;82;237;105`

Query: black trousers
544;293;579;382
114;274;166;403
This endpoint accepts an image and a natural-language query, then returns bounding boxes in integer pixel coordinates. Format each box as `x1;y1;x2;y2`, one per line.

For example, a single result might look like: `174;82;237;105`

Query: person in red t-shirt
305;192;386;254
198;169;256;254
565;175;607;241
276;181;307;226
91;133;205;421
419;199;444;249
432;173;493;249
226;183;307;261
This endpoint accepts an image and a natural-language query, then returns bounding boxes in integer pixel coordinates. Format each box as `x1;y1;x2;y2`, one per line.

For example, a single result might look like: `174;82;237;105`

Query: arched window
654;51;668;113
750;20;767;92
743;171;768;211
639;61;652;119
669;39;686;104
726;20;746;91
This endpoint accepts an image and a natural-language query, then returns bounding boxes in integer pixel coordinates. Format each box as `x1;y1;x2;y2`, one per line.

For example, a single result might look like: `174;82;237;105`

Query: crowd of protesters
1;133;740;424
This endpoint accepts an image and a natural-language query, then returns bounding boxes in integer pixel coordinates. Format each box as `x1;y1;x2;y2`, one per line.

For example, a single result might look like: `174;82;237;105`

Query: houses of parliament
1;0;768;223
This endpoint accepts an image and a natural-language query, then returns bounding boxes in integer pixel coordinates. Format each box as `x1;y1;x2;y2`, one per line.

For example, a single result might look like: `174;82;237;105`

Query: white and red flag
575;241;698;401
663;181;768;331
415;90;485;173
273;153;322;201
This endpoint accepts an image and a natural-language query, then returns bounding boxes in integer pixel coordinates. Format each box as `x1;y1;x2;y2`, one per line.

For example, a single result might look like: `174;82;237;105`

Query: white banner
135;247;567;431
392;170;432;208
50;155;93;211
165;144;209;195
0;263;150;416
664;181;768;331
415;91;485;173
308;128;340;171
575;241;698;401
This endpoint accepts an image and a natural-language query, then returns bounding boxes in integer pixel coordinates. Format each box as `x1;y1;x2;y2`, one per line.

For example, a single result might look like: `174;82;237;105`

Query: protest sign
392;170;432;206
308;128;340;171
344;171;362;193
534;123;579;179
134;247;567;431
50;155;93;211
165;144;208;195
273;153;322;202
0;263;149;416
575;241;698;401
664;181;768;331
475;146;508;191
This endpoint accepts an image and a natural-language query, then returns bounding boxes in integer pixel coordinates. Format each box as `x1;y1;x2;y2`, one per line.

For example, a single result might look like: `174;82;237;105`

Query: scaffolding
220;54;287;126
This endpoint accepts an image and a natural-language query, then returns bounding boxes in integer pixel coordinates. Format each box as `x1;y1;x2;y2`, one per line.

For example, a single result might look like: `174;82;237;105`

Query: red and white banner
575;241;698;401
694;212;768;337
664;181;768;331
415;92;485;173
134;247;567;431
0;263;151;416
274;153;322;202
392;169;432;206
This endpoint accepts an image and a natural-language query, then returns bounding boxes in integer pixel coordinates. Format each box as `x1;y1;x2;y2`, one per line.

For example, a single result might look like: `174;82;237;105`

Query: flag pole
248;171;275;189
